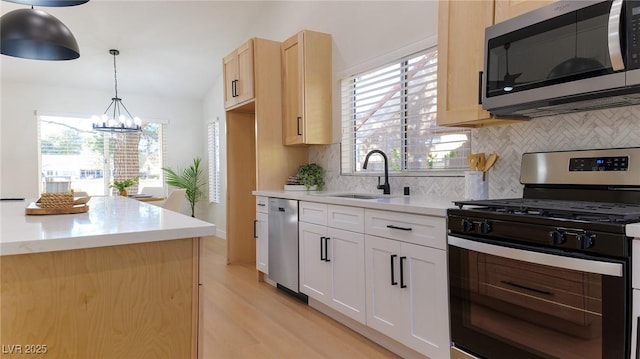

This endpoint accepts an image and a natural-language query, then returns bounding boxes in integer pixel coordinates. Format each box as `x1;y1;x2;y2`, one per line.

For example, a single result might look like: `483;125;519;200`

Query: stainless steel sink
326;194;387;200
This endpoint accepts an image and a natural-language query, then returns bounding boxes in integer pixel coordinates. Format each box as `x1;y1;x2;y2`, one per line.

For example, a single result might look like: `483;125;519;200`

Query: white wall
0;81;204;204
201;72;227;237
202;1;439;236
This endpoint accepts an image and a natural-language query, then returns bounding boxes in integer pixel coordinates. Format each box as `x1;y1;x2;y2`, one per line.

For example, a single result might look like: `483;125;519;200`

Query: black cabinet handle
231;80;237;98
253;220;258;239
320;236;326;261
400;256;407;288
325;237;330;262
386;224;412;231
636;317;639;359
501;280;553;296
478;71;483;105
257;203;266;207
297;116;302;136
390;254;398;286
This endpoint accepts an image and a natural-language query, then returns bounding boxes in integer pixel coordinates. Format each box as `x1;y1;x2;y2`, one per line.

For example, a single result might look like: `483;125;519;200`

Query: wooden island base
1;237;200;359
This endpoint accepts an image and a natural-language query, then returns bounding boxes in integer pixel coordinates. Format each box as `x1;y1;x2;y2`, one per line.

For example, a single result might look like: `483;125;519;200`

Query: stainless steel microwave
482;0;640;118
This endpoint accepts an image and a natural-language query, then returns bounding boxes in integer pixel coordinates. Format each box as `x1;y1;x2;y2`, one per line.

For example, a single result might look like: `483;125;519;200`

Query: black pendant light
3;0;89;6
93;49;142;133
1;8;80;60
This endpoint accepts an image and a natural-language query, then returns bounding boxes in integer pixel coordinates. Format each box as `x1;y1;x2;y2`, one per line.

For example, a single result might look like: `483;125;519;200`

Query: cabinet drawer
364;209;446;250
328;205;364;233
300;201;327;225
256;196;268;214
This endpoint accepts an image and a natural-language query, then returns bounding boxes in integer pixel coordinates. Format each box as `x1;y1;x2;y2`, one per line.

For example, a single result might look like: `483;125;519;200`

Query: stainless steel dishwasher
267;198;306;301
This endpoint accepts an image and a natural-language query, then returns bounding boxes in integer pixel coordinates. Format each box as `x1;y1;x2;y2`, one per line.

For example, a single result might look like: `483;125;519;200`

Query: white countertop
252;190;461;217
627;223;640;238
255;191;640;241
0;196;216;256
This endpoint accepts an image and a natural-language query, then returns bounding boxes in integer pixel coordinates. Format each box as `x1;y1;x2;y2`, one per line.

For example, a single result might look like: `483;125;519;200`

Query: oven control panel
569;156;629;171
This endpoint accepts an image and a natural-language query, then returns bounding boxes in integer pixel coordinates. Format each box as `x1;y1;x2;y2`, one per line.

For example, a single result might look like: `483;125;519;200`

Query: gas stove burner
454;198;640;224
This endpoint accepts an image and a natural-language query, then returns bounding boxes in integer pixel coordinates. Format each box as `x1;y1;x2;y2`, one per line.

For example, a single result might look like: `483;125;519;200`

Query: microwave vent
508;93;640;118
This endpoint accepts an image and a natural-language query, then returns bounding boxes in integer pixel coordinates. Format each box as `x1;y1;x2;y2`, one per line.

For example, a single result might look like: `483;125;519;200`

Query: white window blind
208;121;220;203
341;47;471;174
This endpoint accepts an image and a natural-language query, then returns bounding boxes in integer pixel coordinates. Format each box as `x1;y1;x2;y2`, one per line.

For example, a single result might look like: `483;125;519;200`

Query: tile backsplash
310;105;640;199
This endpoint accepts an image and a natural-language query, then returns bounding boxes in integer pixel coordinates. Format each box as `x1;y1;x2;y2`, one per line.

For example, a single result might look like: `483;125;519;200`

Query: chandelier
93;49;142;133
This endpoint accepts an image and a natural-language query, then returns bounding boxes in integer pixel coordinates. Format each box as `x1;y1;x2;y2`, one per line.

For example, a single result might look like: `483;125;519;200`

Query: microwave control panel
569;156;629;171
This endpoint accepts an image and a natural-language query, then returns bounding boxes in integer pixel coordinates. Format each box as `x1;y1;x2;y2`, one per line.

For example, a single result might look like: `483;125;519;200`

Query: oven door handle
448;236;623;277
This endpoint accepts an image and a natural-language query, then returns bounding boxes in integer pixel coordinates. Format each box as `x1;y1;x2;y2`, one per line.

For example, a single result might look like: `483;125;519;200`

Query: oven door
449;235;629;359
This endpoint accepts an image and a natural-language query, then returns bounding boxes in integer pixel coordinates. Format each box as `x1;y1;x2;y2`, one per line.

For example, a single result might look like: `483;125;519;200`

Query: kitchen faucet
362;149;390;195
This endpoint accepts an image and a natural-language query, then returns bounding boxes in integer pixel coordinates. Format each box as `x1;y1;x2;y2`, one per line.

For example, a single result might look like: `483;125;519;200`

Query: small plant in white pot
297;163;325;191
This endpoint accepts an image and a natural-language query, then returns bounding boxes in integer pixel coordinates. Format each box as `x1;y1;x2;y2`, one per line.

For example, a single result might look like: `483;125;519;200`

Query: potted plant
297;163;325;191
109;176;139;196
162;158;205;217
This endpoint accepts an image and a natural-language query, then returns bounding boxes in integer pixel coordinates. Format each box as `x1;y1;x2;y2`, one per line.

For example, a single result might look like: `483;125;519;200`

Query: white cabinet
255;196;268;273
299;202;366;323
364;210;450;359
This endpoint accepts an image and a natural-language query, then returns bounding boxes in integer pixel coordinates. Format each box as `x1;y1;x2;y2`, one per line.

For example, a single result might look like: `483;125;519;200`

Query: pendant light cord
113;51;119;99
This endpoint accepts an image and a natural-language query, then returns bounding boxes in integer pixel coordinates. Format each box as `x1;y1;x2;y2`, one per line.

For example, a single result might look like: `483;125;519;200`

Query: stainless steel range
448;148;640;359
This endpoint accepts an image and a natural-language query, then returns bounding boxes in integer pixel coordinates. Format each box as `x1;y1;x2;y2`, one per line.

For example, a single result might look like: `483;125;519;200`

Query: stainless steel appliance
268;198;306;301
448;148;640;359
482;0;640;118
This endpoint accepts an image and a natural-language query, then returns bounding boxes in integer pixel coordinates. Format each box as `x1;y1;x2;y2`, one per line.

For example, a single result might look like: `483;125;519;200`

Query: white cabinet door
299;222;330;301
365;234;404;340
327;227;366;324
402;242;449;359
365;235;450;358
255;211;269;273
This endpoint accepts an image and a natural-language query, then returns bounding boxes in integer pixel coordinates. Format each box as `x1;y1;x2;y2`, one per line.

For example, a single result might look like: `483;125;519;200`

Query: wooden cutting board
25;203;89;215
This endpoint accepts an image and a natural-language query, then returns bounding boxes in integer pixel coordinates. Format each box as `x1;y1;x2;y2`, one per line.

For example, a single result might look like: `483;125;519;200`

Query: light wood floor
199;236;399;359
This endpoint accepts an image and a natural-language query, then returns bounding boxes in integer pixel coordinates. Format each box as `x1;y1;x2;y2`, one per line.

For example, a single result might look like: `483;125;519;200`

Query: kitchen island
0;196;215;359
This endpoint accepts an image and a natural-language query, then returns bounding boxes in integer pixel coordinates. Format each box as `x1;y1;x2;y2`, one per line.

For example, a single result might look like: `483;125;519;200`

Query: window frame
340;43;471;178
208;120;221;204
37;112;167;196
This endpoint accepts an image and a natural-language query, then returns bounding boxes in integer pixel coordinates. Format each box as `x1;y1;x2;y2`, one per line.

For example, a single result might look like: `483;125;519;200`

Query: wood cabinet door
299;222;330;302
223;50;238;109
436;0;495;127
401;242;449;359
365;234;404;340
235;39;254;104
494;0;557;23
327;227;366;324
255;211;268;273
282;33;303;145
223;39;254;110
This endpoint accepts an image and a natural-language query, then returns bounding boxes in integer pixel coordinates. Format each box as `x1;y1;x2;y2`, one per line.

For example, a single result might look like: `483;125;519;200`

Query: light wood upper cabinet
223;39;254;110
282;30;332;145
494;0;557;23
436;0;524;127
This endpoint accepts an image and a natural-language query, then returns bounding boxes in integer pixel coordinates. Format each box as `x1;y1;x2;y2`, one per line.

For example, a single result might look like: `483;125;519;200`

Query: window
38;114;164;195
341;47;471;175
208;121;221;203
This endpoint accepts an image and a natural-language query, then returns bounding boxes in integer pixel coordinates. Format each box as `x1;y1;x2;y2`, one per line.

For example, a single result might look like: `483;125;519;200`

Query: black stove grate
454;198;640;224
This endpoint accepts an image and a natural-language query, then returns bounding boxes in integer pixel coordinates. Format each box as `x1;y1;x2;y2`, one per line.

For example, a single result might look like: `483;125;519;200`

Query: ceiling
0;1;270;101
